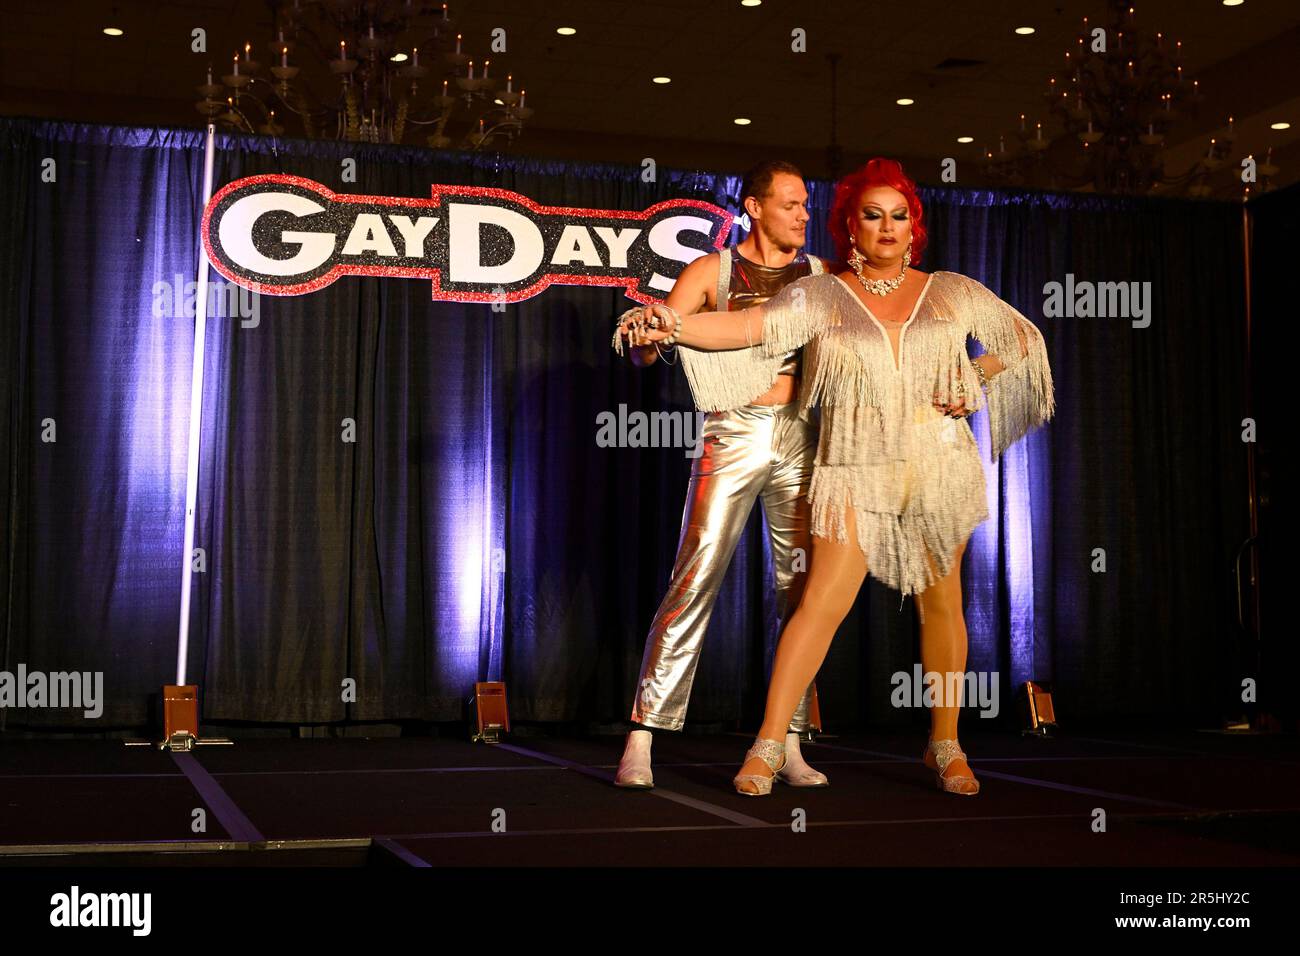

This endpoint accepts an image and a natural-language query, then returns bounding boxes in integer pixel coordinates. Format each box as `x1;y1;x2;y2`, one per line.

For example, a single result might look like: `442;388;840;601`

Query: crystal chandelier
983;0;1279;196
193;1;533;149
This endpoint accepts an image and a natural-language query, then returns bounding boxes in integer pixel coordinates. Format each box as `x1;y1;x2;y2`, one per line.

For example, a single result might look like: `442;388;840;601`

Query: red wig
828;158;927;266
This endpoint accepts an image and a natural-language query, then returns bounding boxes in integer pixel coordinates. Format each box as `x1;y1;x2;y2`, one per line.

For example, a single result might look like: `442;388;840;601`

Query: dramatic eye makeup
861;207;909;221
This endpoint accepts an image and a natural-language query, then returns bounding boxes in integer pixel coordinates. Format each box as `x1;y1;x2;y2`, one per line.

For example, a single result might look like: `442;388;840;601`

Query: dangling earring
902;243;912;270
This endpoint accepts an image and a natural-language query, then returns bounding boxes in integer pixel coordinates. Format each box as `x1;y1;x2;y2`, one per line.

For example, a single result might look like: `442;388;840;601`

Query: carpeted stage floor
1;729;1296;866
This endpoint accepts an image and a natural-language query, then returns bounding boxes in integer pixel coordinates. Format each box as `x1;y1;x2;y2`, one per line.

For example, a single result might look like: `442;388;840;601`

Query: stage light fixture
471;682;511;743
1018;681;1058;737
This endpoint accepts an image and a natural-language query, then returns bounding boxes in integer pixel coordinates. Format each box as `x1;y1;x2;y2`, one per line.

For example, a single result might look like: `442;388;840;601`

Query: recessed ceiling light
1271;121;1291;129
652;76;671;84
494;98;504;105
556;26;576;35
390;52;408;62
1222;0;1244;6
734;117;752;125
742;0;763;6
957;136;974;143
896;98;914;106
1015;27;1035;35
103;26;124;36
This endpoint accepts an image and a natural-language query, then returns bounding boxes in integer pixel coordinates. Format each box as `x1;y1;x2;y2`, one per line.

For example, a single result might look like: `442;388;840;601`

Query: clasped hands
934;357;995;418
934;392;973;419
616;303;677;349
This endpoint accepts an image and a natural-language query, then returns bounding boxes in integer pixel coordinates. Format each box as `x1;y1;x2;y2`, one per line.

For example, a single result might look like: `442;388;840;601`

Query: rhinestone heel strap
733;737;787;797
926;738;980;795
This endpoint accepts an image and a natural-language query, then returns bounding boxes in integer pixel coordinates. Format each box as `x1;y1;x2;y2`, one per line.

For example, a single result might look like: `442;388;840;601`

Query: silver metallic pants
630;400;818;732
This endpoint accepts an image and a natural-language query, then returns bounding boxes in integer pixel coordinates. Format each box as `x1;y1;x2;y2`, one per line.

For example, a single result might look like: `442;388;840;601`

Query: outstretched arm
619;277;826;354
625;253;714;366
618;301;765;351
659;304;765;350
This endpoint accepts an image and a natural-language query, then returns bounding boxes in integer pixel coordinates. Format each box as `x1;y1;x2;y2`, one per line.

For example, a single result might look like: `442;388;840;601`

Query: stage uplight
470;682;511;743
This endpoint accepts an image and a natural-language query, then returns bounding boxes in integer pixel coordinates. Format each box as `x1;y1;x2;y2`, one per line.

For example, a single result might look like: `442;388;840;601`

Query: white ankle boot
614;729;654;789
776;731;829;787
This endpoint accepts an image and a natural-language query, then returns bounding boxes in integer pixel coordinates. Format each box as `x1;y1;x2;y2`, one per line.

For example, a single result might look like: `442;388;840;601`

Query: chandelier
983;0;1279;196
193;1;533;150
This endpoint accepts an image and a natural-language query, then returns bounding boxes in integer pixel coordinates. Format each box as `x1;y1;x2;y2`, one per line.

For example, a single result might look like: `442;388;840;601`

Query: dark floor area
1;728;1297;866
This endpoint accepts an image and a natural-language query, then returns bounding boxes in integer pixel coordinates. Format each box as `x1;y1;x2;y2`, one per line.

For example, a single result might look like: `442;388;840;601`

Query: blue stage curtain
0;117;1249;730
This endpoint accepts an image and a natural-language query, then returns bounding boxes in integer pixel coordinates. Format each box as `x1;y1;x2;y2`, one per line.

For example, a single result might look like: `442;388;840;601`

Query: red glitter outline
201;173;732;302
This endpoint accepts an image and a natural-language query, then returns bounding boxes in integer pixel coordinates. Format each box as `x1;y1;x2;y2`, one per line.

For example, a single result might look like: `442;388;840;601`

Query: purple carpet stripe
968;768;1197;810
800;739;1196;809
373;837;432;867
496;742;769;827
170;752;265;842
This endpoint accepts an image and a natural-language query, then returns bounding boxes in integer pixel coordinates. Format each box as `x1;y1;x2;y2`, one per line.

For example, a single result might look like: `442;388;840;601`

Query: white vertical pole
175;123;217;686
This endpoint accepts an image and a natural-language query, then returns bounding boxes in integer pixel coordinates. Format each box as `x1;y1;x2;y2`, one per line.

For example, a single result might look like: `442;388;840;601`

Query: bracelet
649;305;682;360
656;305;683;345
972;358;991;389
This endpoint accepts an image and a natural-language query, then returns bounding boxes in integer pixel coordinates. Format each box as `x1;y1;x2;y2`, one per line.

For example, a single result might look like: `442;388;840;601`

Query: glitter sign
201;174;733;303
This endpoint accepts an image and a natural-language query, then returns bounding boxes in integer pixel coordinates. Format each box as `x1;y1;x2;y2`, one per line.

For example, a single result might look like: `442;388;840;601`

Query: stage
2;728;1296;867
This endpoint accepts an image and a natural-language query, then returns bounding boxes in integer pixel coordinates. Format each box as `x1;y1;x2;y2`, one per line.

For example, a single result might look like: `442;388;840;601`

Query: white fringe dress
691;270;1055;598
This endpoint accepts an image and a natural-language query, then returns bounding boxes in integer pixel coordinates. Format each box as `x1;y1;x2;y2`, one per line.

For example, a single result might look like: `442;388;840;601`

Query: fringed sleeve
757;274;839;357
676;342;787;413
958;274;1055;460
676;273;834;412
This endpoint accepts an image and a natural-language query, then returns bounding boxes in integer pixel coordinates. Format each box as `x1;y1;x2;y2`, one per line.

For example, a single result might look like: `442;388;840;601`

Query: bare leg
757;416;824;782
736;508;867;791
917;539;976;786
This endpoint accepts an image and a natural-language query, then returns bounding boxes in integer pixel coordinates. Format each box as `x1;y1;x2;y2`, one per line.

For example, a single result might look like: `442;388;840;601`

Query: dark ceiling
2;0;1297;193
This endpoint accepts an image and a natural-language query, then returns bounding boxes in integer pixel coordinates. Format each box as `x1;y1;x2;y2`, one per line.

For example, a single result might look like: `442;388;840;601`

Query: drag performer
610;160;829;790
621;158;1055;796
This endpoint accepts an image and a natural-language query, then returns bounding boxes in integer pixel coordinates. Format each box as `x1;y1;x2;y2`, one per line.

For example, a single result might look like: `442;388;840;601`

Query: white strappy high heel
924;738;980;795
733;737;787;796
